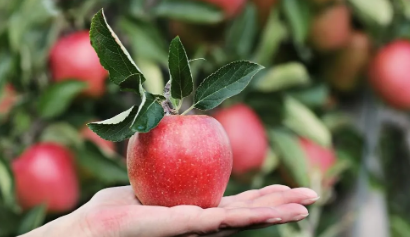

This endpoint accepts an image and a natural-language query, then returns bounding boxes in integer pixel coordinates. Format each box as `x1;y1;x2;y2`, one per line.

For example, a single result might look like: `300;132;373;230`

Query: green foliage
17;205;46;235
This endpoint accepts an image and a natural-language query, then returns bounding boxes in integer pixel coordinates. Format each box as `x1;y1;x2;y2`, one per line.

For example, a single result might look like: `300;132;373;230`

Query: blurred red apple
299;138;337;187
0;84;17;114
49;31;108;98
127;115;232;208
369;40;410;109
253;0;278;26
81;125;115;155
325;31;371;92
12;143;79;212
198;0;246;18
213;104;268;176
309;4;351;52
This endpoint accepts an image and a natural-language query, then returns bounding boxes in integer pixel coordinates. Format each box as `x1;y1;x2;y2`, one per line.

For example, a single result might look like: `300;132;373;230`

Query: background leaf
348;0;393;27
194;61;264;110
17;205;46;235
37;80;86;119
0;155;16;209
169;36;193;99
281;0;311;45
154;0;224;24
254;62;310;92
283;96;331;147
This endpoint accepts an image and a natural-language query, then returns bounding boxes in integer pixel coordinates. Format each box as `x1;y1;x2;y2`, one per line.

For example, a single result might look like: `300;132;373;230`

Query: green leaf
254;62;310;92
40;123;82;148
283;96;331;147
253;9;287;65
169;36;193;99
289;84;329;108
226;3;258;57
17;205;46;235
281;0;311;45
87;106;140;142
0;155;16;208
154;0;224;24
348;0;393;26
269;129;310;187
194;61;264;110
131;92;165;133
37;80;86;119
90;9;145;94
75;142;129;184
0;204;20;236
118;17;168;66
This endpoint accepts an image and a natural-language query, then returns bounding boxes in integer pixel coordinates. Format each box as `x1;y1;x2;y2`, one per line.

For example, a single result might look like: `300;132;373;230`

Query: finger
273;203;309;223
228;188;319;209
88;186;141;206
219;185;291;207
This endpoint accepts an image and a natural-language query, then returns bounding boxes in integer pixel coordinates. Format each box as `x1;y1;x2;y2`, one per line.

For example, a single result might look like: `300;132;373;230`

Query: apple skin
197;0;246;18
81;125;115;154
369;40;410;109
0;84;17;114
309;4;351;52
12;143;79;212
49;31;108;98
299;138;337;187
127;115;233;208
325;31;371;92
213;104;268;176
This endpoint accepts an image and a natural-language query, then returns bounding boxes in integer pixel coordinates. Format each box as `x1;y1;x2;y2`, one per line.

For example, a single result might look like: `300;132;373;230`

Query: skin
127;115;232;208
12;143;79;212
49;31;108;98
198;0;246;17
213;104;268;175
369;40;410;109
20;185;319;237
309;4;351;52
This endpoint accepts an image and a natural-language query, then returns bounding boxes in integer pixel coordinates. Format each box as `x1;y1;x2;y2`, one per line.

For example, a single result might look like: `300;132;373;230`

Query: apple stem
181;105;195;115
162;81;178;115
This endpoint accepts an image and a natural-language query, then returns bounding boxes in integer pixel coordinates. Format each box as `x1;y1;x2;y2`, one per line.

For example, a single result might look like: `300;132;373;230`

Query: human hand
22;185;319;237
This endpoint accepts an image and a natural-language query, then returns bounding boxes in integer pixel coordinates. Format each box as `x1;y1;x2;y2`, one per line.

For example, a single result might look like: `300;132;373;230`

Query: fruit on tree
213;104;268;175
49;31;108;98
299;138;337;187
127;115;232;208
198;0;246;18
0;84;17;114
253;0;278;26
369;40;410;109
12;143;79;212
324;31;371;92
81;125;115;154
309;4;351;52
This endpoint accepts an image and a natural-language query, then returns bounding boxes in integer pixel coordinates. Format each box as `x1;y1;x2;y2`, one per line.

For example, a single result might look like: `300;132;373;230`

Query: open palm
76;185;319;237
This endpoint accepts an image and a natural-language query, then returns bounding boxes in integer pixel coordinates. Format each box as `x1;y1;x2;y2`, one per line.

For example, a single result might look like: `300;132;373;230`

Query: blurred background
1;0;410;236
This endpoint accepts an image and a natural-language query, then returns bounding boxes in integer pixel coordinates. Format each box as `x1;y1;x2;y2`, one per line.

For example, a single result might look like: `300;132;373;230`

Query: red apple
127;115;232;208
309;4;351;52
369;40;410;109
12;143;79;212
81;125;115;155
0;84;17;114
299;138;337;186
197;0;247;18
49;31;108;98
213;104;268;176
253;0;278;26
324;31;371;92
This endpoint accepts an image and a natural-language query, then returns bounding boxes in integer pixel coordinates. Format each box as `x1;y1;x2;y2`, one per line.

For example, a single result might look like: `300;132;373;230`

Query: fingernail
301;196;320;205
266;218;282;223
293;213;309;221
